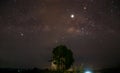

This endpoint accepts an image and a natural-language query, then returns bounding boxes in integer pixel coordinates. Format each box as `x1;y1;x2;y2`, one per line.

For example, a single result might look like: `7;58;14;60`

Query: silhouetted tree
51;45;74;71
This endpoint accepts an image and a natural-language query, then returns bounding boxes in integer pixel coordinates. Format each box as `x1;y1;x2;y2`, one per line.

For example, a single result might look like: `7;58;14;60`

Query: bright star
70;14;75;18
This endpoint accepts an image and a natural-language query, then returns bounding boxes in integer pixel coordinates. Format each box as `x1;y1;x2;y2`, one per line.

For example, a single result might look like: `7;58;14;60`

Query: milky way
0;0;120;68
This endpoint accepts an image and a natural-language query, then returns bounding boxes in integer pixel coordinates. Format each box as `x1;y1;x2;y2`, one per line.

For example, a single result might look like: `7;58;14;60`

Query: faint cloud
67;27;80;35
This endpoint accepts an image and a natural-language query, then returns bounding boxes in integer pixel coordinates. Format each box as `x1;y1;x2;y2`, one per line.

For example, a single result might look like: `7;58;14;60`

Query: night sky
0;0;120;69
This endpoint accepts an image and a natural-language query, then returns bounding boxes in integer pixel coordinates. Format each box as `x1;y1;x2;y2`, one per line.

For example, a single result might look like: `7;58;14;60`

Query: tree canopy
51;45;74;71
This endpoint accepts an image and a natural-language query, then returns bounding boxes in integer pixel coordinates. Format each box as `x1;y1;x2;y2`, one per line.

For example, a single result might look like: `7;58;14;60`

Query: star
70;14;75;19
83;6;87;10
20;32;24;37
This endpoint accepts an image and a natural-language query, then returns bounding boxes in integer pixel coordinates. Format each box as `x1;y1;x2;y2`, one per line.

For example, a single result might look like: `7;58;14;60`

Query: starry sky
0;0;120;69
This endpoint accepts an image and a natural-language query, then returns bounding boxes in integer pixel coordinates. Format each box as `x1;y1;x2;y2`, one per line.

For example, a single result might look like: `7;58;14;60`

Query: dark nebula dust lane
0;0;120;68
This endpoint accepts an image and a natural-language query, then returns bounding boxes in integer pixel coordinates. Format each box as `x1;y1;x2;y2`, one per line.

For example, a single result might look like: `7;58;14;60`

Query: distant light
70;14;75;18
84;70;92;73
